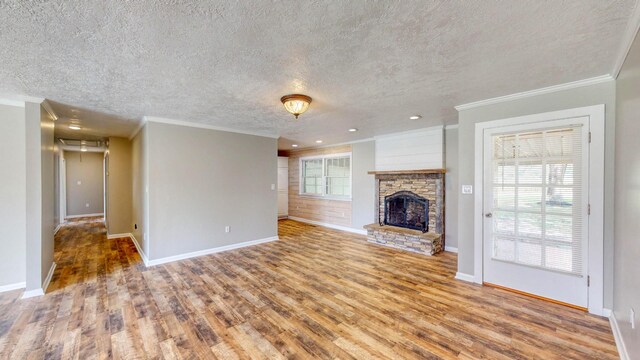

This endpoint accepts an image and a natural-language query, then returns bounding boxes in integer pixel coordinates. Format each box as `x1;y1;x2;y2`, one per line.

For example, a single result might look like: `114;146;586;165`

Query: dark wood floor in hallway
0;218;618;359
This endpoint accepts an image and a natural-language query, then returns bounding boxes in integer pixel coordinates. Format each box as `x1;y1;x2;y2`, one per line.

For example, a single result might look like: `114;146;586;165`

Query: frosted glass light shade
281;94;312;119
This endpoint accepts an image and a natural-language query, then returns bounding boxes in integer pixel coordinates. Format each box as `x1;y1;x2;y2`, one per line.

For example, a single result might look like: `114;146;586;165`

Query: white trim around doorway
472;104;605;316
65;213;104;219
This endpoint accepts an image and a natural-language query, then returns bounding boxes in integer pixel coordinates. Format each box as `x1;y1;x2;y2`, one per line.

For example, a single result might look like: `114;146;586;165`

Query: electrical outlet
85;203;90;207
462;185;473;194
631;308;636;329
225;226;230;233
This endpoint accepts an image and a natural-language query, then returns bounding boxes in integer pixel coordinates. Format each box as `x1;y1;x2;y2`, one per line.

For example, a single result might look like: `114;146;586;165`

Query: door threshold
483;282;587;312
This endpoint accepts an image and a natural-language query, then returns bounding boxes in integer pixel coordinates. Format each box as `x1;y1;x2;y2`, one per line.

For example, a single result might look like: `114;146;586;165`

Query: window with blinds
302;159;323;195
491;126;584;275
300;154;351;199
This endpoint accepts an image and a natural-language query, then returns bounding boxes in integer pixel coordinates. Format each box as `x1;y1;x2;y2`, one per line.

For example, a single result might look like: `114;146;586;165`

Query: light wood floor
0;218;618;359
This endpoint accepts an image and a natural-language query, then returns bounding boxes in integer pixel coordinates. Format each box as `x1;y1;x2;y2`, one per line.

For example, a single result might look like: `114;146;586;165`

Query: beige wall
456;81;616;308
351;141;375;230
131;125;148;255
146;122;277;261
65;151;104;216
444;127;458;249
106;137;132;235
286;145;353;227
0;104;27;287
614;29;640;358
25;103;56;291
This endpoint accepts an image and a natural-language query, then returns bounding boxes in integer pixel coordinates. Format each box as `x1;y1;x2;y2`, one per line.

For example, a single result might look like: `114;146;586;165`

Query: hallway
0;219;619;359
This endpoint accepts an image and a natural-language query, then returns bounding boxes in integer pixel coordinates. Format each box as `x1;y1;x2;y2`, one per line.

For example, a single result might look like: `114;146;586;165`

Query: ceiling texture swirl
0;1;635;147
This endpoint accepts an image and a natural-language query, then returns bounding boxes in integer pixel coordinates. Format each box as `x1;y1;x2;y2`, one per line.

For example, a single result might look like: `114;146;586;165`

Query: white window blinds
491;126;584;275
300;154;352;199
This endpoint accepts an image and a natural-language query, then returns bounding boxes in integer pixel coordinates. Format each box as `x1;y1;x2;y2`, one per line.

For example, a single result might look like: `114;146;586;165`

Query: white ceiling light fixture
80;146;87;152
69;124;81;130
409;115;422;120
281;94;312;119
315;140;323;144
348;128;358;132
291;144;299;148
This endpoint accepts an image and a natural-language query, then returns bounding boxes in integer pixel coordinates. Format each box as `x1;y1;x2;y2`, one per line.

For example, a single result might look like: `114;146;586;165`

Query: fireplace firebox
382;191;429;233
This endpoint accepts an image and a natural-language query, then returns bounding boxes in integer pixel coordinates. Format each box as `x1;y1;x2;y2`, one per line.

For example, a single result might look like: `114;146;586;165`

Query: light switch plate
271;184;275;190
631;308;636;329
462;185;473;194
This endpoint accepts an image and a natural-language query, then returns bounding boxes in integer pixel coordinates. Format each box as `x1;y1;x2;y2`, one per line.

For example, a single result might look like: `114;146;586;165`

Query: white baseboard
65;213;104;219
107;233;132;239
22;261;56;299
454;272;476;283
445;246;458;253
54;224;62;235
113;233;149;266
146;236;279;267
609;311;630;360
22;288;44;298
0;282;26;293
602;308;612;318
42;262;56;292
288;216;368;235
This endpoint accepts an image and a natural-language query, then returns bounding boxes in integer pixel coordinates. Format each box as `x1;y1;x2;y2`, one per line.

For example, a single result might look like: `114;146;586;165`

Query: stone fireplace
383;190;429;232
364;169;445;256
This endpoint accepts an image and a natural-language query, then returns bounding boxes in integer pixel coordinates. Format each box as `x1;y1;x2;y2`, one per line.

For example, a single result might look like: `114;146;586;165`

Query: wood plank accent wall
375;127;444;171
283;145;352;226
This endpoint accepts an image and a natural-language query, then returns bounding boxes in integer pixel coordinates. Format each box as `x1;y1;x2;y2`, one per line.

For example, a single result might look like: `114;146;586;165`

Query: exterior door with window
483;117;590;308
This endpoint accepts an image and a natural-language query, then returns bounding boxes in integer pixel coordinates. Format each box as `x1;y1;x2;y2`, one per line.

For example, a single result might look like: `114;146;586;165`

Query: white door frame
59;152;66;223
473;104;605;315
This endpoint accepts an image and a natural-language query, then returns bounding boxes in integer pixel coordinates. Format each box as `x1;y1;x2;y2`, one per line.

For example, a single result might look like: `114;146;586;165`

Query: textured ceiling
0;1;634;149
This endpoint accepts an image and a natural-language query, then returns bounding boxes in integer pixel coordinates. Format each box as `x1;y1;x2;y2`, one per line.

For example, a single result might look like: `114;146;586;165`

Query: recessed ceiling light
291;144;299;148
409;115;422;120
348;128;358;132
69;125;81;130
315;140;323;144
80;146;87;152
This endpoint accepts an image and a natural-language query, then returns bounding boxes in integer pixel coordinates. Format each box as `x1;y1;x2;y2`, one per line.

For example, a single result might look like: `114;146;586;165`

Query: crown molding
308;137;375;150
9;94;46;103
0;94;47;108
41;100;58;121
128;118;147;140
373;125;444;140
612;0;640;78
454;75;614;111
286;125;448;151
143;116;279;139
0;95;57;120
0;98;25;108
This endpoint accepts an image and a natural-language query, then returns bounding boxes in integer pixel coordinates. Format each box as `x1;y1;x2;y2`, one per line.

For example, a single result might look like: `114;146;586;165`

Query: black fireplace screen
383;191;429;233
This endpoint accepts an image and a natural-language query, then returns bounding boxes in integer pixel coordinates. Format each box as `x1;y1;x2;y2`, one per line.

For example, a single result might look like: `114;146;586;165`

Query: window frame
299;152;352;201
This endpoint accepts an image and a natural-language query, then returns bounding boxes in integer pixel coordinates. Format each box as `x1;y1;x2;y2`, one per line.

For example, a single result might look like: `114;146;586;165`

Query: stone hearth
365;169;445;256
364;223;442;256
